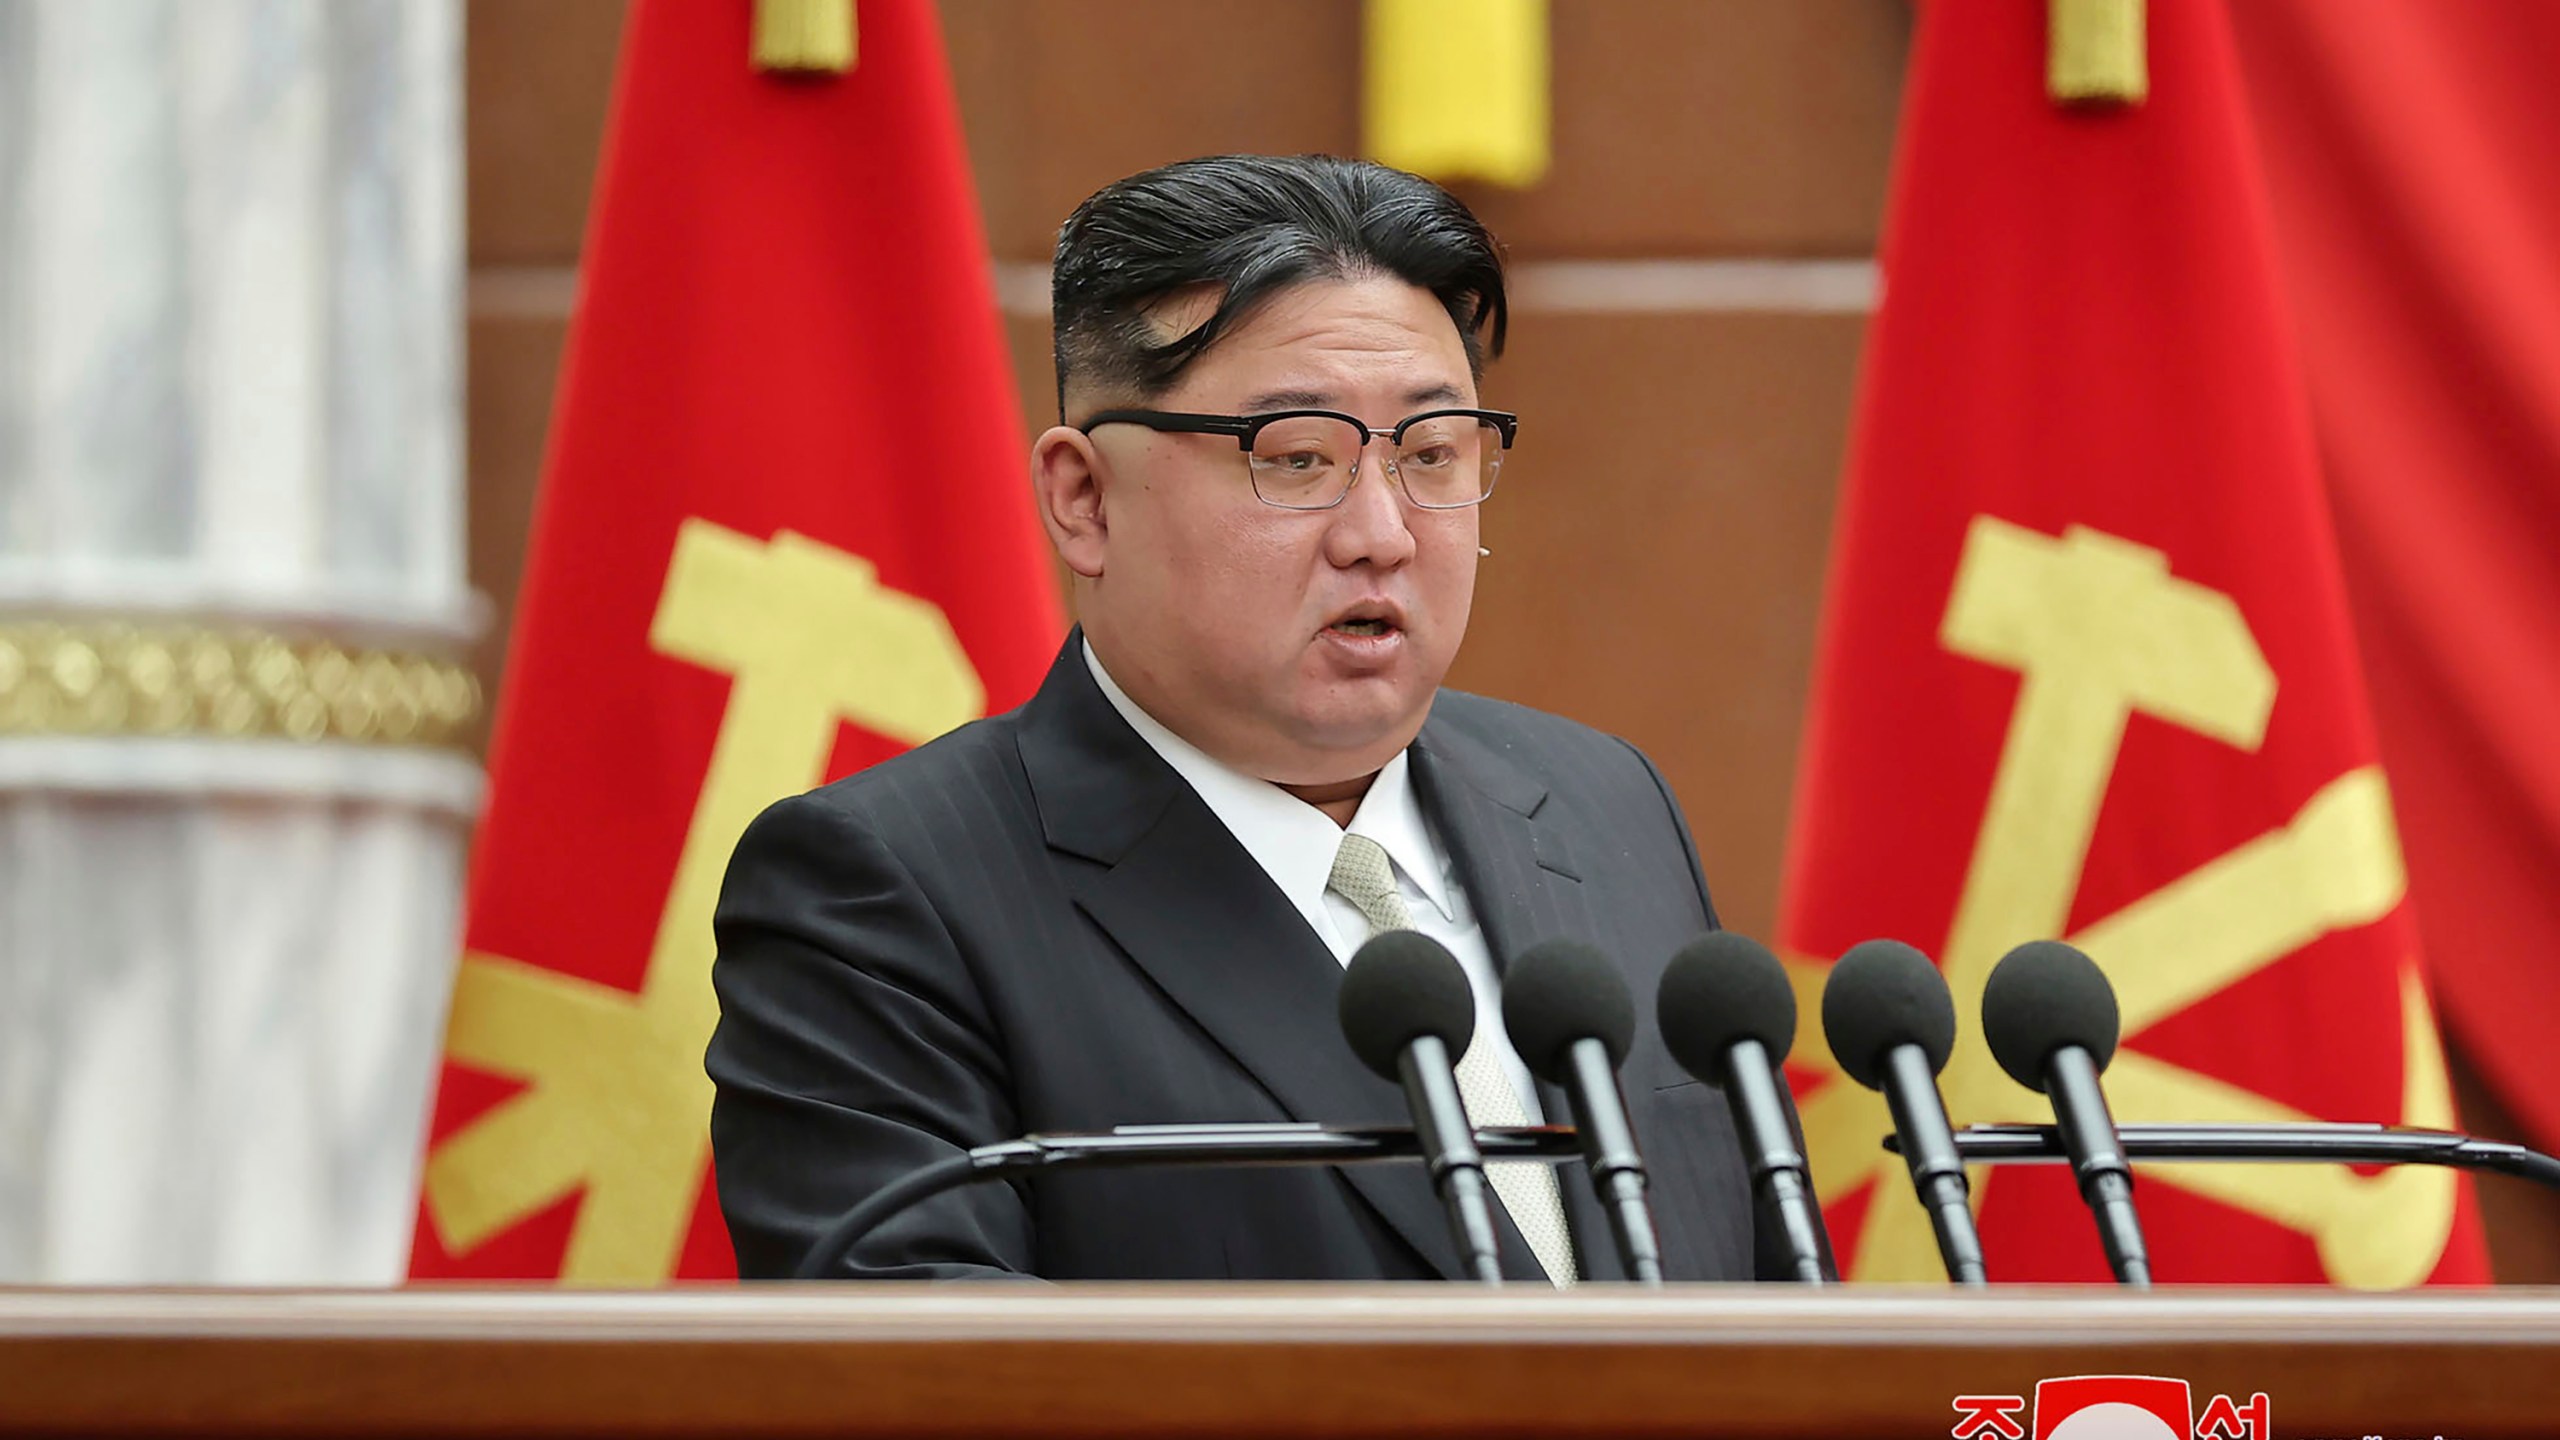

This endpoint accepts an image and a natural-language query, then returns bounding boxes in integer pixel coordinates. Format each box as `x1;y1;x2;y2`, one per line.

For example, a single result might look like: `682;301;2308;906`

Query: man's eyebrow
1235;383;1471;414
1238;388;1333;412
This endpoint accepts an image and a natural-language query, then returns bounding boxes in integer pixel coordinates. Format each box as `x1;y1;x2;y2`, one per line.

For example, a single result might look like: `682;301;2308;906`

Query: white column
0;0;475;1283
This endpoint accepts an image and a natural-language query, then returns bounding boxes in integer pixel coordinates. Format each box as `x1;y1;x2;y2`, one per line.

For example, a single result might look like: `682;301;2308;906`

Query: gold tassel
753;0;856;75
2049;0;2147;106
1363;0;1551;188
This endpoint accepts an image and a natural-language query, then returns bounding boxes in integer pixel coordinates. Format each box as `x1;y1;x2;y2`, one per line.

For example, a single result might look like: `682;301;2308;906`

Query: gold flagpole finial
2049;0;2147;106
754;0;856;75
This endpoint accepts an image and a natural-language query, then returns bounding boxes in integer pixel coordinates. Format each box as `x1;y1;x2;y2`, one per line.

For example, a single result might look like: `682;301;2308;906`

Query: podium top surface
6;1284;2558;1438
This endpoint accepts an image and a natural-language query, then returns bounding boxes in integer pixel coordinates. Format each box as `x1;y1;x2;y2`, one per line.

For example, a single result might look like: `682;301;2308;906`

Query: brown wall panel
464;312;571;741
1003;313;1060;436
944;0;1906;263
1465;0;1909;258
464;0;1912;273
1001;313;1084;599
463;0;1912;277
950;0;1365;261
1449;310;1861;944
466;0;627;265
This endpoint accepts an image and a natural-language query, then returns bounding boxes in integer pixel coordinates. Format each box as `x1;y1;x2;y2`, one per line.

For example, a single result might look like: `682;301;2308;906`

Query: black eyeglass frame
1075;407;1519;510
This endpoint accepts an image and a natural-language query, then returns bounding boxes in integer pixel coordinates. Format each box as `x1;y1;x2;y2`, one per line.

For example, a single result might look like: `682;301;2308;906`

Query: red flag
1777;0;2489;1284
410;0;1064;1282
2232;1;2560;1174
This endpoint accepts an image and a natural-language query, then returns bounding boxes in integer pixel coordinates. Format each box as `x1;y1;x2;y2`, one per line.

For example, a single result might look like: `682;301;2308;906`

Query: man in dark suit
709;154;1789;1282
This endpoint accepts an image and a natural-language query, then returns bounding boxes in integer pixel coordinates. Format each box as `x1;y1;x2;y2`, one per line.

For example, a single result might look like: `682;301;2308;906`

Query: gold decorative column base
0;621;481;748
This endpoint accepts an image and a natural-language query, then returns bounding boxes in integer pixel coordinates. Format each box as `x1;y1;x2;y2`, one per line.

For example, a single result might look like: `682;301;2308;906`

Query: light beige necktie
1327;832;1576;1285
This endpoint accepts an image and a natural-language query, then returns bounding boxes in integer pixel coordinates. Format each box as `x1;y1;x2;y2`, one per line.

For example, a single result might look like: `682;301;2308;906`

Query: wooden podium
7;1286;2558;1437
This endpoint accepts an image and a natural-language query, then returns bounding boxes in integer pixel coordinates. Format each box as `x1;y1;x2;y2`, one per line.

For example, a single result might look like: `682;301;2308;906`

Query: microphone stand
794;1123;1582;1281
1560;1039;1667;1286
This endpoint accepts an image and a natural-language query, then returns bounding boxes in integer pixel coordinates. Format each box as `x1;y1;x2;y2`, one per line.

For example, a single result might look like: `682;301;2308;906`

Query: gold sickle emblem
1787;517;2457;1287
423;520;983;1283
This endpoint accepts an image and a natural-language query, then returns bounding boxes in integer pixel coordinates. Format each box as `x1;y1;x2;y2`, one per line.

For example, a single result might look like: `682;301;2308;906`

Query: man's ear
1032;425;1108;579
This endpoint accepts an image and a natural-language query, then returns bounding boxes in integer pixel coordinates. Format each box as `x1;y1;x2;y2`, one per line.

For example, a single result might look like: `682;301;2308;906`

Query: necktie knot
1327;832;1415;935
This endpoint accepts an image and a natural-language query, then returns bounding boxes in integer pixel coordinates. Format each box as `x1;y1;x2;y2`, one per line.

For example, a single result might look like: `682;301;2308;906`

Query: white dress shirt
1083;642;1547;1123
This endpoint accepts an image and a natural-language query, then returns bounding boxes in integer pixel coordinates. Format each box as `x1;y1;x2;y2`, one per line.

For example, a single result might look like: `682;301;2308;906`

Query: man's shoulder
782;704;1032;832
1427;687;1658;776
1425;686;1716;924
1424;687;1694;835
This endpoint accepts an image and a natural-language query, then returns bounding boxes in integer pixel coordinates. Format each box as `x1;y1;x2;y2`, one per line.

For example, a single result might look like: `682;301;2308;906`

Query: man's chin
1263;693;1435;777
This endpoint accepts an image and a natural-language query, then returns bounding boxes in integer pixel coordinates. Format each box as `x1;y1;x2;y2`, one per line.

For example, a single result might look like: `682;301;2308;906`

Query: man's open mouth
1330;618;1395;637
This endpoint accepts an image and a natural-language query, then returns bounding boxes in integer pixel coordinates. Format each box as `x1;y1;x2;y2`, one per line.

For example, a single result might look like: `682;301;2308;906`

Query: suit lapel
1410;714;1633;1283
1015;638;1472;1280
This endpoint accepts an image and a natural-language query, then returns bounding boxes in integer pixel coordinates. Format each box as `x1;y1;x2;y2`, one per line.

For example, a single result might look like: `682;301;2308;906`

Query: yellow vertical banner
1363;0;1552;188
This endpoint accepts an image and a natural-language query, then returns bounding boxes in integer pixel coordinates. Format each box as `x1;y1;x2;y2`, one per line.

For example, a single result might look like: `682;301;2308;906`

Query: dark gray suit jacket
709;634;1793;1281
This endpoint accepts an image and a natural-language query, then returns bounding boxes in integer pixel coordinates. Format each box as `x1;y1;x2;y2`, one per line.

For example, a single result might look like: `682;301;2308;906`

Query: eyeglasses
1076;407;1518;511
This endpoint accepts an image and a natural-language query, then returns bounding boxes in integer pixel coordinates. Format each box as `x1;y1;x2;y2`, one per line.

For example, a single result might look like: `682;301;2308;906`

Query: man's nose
1322;448;1419;567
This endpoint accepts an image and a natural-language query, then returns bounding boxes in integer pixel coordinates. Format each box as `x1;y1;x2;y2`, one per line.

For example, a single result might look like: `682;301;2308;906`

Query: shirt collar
1341;749;1455;922
1082;640;1452;926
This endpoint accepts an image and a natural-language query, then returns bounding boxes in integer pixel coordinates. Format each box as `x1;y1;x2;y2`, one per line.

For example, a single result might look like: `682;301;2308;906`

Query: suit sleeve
706;789;1035;1280
1620;738;1841;1283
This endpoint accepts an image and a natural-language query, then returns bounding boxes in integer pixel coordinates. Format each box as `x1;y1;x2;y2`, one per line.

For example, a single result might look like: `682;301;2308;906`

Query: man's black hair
1049;154;1508;418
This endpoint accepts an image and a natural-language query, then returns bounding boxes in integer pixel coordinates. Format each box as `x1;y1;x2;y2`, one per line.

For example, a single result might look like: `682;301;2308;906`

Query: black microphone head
1338;930;1476;1081
1981;940;2120;1089
1657;932;1797;1083
1500;939;1637;1083
1819;939;1957;1091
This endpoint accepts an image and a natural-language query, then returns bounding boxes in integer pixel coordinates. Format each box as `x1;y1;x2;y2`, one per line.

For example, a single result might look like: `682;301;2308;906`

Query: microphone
1656;932;1830;1284
1982;939;2150;1287
1819;939;1988;1286
1502;940;1664;1285
1339;931;1507;1283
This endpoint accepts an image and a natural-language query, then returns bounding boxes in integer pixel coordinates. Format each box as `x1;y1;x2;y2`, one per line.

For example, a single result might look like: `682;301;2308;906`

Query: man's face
1049;275;1484;786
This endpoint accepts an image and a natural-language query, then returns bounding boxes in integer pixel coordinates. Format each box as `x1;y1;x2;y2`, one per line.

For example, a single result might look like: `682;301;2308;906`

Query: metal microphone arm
1887;1121;2560;1190
792;1122;1582;1280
